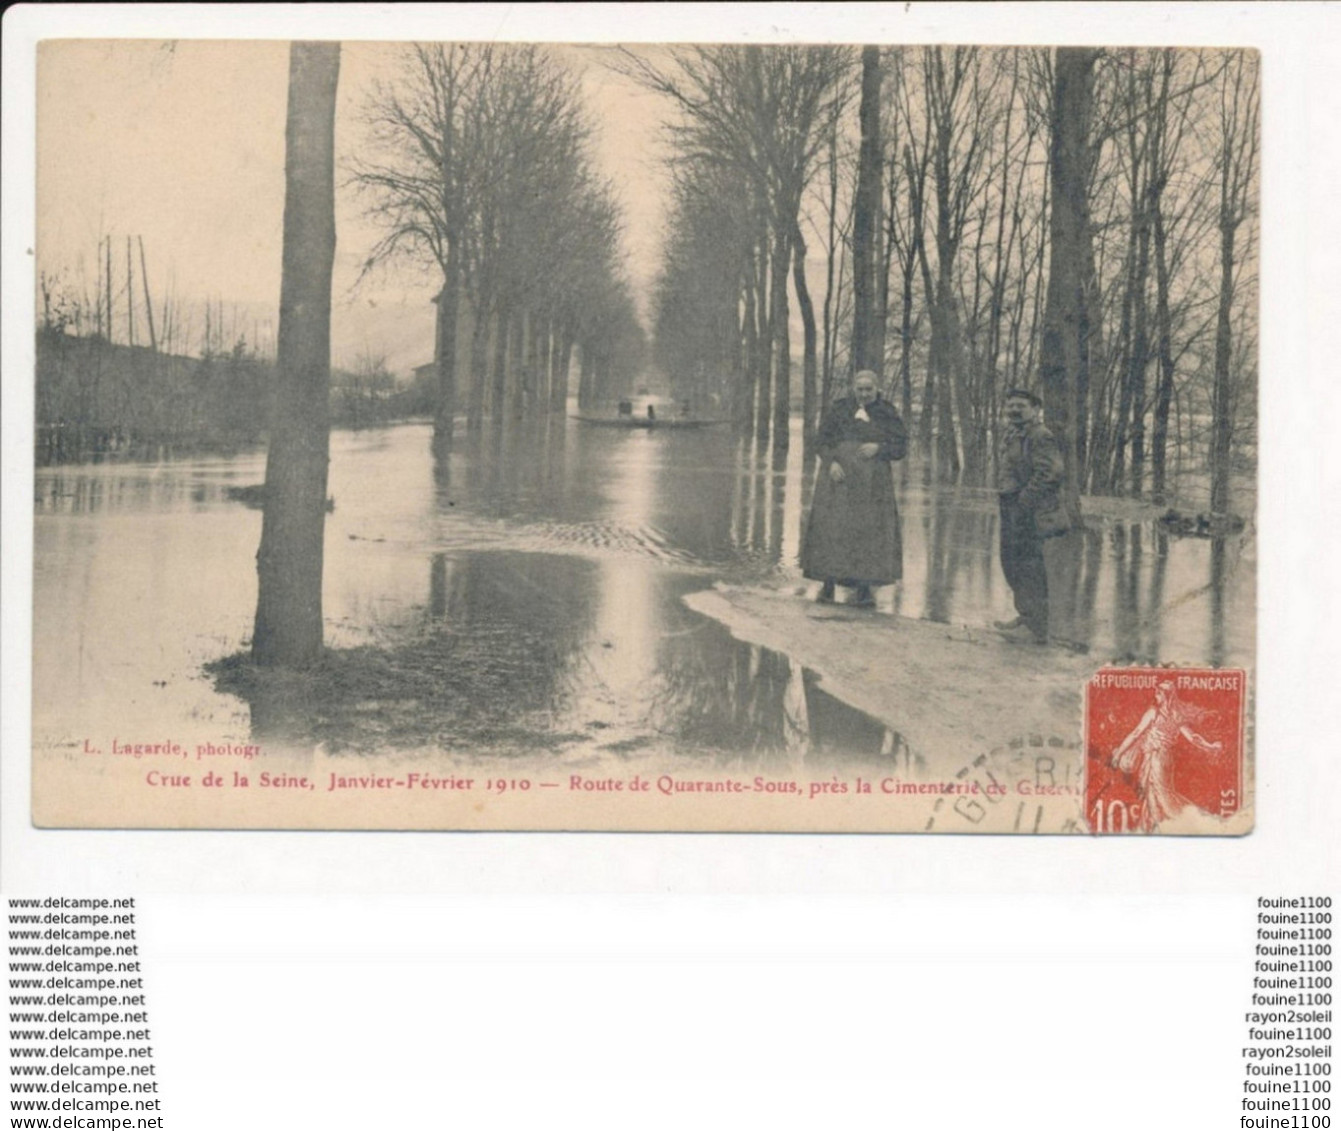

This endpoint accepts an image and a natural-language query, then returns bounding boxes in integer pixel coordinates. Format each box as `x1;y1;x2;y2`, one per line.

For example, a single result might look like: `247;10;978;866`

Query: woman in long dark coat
800;371;908;607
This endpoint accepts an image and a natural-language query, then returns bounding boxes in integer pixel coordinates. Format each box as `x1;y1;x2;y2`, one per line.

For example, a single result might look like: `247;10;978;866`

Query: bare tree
1039;46;1100;518
1209;50;1258;516
137;236;158;353
851;46;884;376
252;42;341;667
624;45;851;455
353;45;495;453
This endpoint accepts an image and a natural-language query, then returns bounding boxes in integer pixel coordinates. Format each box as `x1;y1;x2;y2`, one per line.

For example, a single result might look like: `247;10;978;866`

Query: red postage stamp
1084;668;1247;834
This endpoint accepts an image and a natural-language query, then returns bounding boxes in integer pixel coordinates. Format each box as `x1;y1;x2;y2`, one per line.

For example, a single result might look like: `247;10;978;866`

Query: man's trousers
999;494;1048;641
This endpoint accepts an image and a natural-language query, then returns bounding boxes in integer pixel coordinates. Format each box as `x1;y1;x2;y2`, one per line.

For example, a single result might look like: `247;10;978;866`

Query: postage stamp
1084;669;1248;835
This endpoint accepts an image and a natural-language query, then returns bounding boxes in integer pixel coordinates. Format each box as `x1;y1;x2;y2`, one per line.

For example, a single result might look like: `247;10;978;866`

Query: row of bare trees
39;239;275;361
648;46;1258;511
353;44;644;455
633;46;850;453
37;236;278;461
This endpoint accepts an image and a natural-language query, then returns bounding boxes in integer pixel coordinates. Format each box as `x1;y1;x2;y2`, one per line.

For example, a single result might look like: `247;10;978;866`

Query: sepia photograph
30;37;1257;833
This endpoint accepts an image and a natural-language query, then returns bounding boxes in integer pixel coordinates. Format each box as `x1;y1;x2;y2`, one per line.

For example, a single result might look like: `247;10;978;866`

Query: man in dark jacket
995;388;1064;644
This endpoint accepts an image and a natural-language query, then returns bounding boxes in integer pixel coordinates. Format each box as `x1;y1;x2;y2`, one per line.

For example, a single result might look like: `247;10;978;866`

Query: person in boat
617;399;633;418
801;370;908;608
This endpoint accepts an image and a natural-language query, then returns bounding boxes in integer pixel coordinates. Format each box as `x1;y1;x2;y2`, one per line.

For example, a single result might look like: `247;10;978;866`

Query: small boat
573;414;728;430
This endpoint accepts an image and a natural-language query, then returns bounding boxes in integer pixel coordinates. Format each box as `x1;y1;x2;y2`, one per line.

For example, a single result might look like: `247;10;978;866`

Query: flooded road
33;416;1253;777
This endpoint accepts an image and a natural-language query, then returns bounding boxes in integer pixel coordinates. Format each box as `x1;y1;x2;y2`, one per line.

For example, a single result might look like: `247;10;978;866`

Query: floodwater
32;414;1253;773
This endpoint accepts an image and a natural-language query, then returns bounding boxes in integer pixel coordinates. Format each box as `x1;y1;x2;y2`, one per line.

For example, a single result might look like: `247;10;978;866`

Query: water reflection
1147;529;1168;660
33;418;1252;767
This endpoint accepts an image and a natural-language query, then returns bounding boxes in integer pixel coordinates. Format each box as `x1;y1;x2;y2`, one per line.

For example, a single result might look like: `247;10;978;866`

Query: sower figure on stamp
1110;680;1223;832
801;370;908;609
995;388;1067;645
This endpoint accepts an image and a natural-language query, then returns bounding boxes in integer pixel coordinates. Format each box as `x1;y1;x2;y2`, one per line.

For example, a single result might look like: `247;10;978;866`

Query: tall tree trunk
793;224;819;452
753;240;772;446
1032;49;1097;648
852;45;883;374
906;150;936;453
552;327;573;412
934;254;964;477
467;287;489;431
578;343;594;409
820;122;839;419
899;260;915;424
1076;189;1101;489
520;308;537;409
1039;47;1097;519
104;237;114;344
491;302;509;419
1127;212;1151;498
508;308;526;418
875;176;893;390
1150;202;1175;505
252;42;340;667
1210;219;1236;515
1209;52;1257;515
914;217;958;475
125;236;136;347
433;245;460;457
770;224;792;454
94;236;104;340
137;237;158;353
548;319;563;412
1108;219;1139;493
1104;221;1137;491
739;285;758;432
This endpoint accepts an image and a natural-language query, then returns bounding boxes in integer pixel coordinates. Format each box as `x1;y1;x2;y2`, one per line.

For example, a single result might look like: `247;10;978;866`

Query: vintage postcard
29;38;1256;833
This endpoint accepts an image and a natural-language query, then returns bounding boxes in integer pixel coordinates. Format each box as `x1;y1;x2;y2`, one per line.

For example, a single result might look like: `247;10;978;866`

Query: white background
4;5;1339;1128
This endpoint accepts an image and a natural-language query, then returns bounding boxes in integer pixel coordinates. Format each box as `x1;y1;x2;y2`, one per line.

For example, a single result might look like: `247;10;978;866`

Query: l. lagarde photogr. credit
31;40;1256;833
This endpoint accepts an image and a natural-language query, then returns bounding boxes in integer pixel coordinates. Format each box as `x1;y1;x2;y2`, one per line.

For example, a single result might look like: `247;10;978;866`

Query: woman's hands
830;443;880;482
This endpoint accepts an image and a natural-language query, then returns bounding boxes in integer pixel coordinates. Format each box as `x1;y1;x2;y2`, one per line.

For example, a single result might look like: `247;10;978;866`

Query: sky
31;12;1276;383
36;39;672;376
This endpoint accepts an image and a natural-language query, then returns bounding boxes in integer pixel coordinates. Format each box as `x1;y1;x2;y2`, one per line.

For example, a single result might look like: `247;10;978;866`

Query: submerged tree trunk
252;42;340;668
739;285;758;432
577;343;594;409
433;247;460;457
551;328;573;412
467;286;489;431
1034;46;1097;649
547;321;564;412
490;302;509;419
752;239;772;446
508;309;526;418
